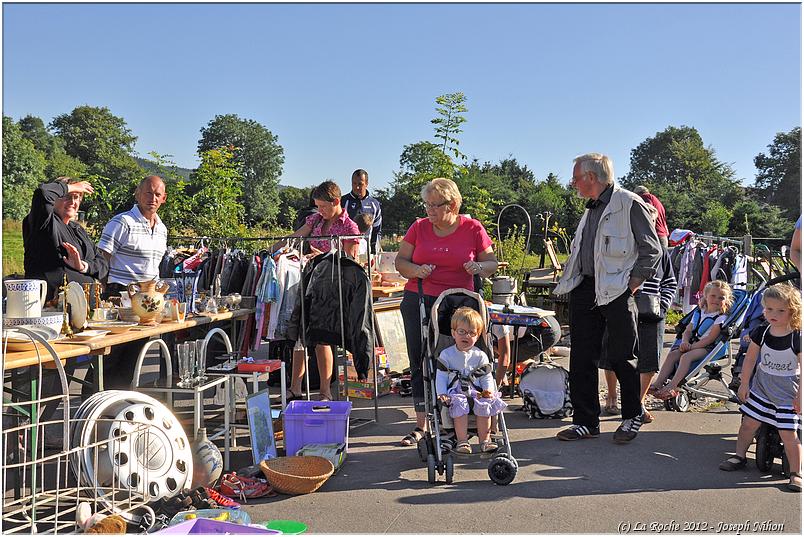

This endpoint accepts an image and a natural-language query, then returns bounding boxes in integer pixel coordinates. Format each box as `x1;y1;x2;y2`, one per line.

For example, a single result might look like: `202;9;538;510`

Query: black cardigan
22;182;109;301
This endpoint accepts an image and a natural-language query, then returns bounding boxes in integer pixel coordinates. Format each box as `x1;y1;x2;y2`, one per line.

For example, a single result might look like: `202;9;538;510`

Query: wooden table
372;284;405;298
2;308;255;370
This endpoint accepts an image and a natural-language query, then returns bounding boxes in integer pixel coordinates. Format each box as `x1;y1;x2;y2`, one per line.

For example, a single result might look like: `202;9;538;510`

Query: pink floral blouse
305;210;360;253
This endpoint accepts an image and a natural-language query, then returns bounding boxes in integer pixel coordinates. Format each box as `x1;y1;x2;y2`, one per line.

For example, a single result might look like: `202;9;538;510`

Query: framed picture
373;298;408;374
246;388;277;464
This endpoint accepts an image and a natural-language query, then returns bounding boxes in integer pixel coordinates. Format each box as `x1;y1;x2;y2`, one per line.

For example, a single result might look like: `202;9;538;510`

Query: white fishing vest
554;186;642;306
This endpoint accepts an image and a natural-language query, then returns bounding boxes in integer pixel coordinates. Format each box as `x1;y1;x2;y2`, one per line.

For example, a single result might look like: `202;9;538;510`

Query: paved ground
226;350;801;534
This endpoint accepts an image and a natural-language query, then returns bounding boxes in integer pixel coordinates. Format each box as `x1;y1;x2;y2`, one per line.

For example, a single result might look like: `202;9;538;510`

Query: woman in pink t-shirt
275;180;360;402
394;178;498;447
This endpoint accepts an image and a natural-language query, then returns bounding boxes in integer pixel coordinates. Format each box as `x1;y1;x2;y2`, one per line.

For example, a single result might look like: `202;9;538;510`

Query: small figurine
59;274;73;338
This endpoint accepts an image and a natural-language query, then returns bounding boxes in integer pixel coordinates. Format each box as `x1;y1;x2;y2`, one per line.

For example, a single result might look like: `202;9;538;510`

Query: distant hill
135;156;192;181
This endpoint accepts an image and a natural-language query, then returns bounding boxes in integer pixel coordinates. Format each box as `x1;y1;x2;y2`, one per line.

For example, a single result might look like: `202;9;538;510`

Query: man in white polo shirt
99;175;168;294
96;175;168;389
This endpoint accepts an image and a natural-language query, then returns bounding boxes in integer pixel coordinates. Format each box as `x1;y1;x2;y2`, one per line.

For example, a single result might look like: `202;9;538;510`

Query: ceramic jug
4;279;47;318
190;427;223;488
127;279;170;324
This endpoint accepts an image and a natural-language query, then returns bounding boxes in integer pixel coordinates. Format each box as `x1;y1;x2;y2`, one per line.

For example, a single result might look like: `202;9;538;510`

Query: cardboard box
343;378;392;399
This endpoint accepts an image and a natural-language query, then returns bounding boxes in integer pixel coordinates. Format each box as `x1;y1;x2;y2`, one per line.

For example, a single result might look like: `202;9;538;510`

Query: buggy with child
414;283;518;486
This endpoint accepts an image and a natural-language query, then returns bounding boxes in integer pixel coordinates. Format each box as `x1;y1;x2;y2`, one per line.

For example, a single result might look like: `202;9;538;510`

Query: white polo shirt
98;205;168;285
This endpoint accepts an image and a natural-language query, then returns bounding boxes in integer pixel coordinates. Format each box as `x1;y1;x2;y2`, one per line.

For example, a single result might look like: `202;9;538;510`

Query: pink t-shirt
305;210;359;253
402;215;493;296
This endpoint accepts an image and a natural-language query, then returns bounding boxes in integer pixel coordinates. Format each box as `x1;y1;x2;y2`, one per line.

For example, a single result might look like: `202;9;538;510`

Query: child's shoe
718;455;747;471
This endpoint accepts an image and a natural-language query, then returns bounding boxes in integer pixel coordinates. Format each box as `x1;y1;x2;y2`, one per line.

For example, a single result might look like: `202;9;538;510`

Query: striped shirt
98;205;168;285
639;249;677;312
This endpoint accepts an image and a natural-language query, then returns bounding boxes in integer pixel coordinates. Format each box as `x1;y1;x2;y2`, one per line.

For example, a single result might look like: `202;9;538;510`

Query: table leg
508;333;520;399
280;362;287;410
229;376;237;448
223;377;230;470
194;386;201;438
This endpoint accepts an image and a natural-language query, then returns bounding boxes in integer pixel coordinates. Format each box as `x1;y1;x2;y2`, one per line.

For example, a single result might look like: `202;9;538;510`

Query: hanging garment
300;252;374;379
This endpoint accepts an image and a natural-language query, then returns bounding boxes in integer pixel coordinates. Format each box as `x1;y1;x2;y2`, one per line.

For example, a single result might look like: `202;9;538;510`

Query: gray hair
574;153;614;186
634;185;649;195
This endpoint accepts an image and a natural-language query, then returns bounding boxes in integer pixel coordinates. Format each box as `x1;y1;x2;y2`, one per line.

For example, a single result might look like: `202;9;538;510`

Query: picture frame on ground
246;388;277;464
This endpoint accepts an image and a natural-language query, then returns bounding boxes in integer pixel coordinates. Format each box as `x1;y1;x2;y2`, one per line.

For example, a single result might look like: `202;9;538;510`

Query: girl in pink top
394;178;498;447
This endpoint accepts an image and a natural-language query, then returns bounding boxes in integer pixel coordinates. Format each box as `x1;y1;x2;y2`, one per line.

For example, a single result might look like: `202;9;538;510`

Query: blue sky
3;3;801;192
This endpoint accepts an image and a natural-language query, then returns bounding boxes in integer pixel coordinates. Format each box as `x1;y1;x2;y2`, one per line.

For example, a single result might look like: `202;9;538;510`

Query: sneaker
556;424;600;441
219;473;275;502
613;415;643;444
201;487;241;509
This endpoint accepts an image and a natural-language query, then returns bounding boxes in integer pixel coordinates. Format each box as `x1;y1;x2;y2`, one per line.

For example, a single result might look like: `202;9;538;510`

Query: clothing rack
166;233;381;428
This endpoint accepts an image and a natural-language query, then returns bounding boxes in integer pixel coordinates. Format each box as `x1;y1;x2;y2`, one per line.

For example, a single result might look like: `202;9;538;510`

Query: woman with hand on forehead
22;176;108;301
395;177;498;447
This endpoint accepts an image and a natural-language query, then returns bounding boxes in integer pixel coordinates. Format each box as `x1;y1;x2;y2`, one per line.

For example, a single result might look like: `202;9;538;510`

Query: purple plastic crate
157;519;280;534
283;400;352;456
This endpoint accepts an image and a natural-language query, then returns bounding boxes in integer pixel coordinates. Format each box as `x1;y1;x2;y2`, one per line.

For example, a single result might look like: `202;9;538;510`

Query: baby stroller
664;273;799;412
416;282;518;486
662;284;752;412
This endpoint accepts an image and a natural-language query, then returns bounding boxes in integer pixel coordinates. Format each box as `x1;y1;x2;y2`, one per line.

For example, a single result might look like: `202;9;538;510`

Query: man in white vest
553;153;661;443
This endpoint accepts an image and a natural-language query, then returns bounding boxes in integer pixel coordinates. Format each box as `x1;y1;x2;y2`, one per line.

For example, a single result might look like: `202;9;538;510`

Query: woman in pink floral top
278;180;360;401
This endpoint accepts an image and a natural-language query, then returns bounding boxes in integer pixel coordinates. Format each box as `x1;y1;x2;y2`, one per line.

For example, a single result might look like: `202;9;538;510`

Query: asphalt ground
227;350;802;535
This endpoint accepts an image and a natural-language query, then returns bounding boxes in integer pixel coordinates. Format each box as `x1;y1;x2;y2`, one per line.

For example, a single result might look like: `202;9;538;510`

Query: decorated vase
127;279;169;324
190;427;223;488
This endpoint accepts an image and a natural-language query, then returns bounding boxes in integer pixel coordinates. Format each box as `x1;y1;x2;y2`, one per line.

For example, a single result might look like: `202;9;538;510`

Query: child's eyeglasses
454;328;478;337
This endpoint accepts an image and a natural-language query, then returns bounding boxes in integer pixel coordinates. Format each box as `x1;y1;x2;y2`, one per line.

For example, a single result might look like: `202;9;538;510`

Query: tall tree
3;116;47;220
19;114;86;179
198;114;284;226
621;125;742;233
431;92;468;161
50;105;144;223
188;147;245;237
753;127;801;220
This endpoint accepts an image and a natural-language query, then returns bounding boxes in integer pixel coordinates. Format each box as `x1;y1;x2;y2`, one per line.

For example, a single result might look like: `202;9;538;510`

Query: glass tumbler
177;343;191;388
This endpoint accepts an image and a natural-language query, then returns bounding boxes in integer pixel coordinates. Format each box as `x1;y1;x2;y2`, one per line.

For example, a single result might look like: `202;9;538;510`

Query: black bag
635;291;662;323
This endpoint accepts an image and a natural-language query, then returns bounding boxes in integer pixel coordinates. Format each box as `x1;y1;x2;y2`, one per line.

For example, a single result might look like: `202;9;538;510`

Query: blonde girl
719;284;801;492
650;280;733;400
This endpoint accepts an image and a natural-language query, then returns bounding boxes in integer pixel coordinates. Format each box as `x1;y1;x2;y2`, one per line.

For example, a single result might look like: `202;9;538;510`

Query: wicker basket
260;456;334;495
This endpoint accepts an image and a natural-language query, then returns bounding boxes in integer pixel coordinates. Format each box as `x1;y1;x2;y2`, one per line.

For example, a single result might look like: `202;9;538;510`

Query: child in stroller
719;283;801;492
436;307;507;454
649;280;733;400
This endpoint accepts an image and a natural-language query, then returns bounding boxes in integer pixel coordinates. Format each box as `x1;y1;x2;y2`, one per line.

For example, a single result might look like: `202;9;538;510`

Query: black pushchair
415;282;518;485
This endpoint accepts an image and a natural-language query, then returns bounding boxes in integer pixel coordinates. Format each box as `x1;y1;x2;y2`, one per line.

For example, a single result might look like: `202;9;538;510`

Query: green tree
753;127;801;220
277;186;313;231
621;125;742;233
50;105;144;223
431;92;468;161
3;116;47;220
188;148;244;237
728;199;794;238
198;114;285;226
19;114;87;180
141;152;194;234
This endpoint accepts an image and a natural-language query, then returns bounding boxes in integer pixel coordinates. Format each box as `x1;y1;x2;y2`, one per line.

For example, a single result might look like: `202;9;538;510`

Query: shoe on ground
613;415;643;444
788;472;802;492
719;455;747;471
556;424;600;441
219;473;275;501
602;402;620;415
641;407;654;424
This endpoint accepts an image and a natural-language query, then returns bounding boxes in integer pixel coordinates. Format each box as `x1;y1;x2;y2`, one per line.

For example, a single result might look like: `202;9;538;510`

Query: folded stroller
664;273;798;412
415;282;518;486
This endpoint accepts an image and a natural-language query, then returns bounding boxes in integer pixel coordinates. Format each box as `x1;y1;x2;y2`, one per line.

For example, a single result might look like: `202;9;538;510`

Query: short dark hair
312;180;341;202
352;169;368;183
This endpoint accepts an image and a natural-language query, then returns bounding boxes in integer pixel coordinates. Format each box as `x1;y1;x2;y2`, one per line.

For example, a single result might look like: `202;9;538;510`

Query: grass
3;219;24;277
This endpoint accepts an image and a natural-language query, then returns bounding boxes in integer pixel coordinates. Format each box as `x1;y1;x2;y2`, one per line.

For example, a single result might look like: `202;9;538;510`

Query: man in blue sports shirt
341;169;382;254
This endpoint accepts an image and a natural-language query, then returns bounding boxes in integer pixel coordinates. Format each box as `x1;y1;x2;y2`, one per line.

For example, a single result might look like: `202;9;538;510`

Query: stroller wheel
445;454;454;485
755;424;774;472
426;454;437;484
488;455;517;486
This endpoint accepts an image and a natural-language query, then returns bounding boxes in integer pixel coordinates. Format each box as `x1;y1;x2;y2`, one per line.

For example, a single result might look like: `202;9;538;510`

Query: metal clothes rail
166;234;382;428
